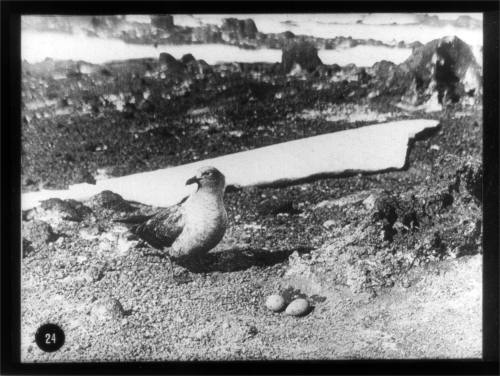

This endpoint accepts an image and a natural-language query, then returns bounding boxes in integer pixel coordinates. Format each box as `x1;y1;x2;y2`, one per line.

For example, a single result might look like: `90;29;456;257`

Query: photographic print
19;12;483;362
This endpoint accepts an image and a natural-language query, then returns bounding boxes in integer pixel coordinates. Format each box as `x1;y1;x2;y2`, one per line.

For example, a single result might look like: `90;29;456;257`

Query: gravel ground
20;55;482;361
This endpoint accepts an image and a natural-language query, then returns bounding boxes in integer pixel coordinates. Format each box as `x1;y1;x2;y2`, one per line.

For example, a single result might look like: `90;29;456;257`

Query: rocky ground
21;36;482;360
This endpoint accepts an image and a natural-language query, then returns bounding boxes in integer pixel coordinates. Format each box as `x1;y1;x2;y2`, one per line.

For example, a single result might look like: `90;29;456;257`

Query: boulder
87;190;135;212
158;52;185;76
40;198;92;222
180;53;196;65
192;25;222;44
369;60;409;95
90;16;124;31
221;18;258;40
185;59;212;79
22;220;59;256
241;19;258;39
281;41;323;73
280;31;295;40
150;15;174;31
456;159;482;202
400;36;482;105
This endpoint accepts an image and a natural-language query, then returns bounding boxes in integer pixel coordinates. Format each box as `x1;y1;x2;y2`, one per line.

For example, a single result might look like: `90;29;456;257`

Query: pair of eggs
265;294;310;316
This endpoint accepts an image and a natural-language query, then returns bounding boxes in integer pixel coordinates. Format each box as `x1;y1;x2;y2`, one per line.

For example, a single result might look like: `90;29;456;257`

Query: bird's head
186;166;226;192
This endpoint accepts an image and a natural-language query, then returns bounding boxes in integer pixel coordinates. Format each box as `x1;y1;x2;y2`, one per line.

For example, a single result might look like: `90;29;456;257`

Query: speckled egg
265;294;286;312
285;298;310;316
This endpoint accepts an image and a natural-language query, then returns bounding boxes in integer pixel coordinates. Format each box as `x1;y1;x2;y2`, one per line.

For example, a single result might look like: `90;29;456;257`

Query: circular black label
35;323;65;352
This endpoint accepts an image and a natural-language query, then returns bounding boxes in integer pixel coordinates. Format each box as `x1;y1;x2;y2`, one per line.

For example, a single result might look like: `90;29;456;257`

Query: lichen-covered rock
87;190;134;212
22;220;59;256
455;159;482;202
40;198;92;222
281;41;323;73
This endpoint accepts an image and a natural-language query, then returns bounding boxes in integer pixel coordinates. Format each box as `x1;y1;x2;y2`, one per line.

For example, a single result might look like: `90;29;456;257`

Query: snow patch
22;119;439;210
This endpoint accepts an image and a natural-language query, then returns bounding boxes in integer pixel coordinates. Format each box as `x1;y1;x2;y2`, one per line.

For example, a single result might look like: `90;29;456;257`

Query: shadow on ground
176;246;315;273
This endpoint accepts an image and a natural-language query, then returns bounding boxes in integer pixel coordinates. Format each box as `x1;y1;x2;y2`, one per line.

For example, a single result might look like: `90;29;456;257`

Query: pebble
362;194;378;211
86;265;104;282
322;219;337;229
91;297;125;320
285;298;310;317
265;294;286;312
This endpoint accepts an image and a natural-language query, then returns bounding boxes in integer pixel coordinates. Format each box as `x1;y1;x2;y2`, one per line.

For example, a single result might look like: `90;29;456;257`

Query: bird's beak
185;176;200;186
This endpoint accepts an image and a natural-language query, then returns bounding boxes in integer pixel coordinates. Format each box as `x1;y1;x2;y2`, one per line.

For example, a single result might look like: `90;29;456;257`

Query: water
22;31;412;66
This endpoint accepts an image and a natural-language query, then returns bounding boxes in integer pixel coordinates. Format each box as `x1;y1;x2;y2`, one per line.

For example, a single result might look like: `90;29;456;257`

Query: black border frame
2;1;499;374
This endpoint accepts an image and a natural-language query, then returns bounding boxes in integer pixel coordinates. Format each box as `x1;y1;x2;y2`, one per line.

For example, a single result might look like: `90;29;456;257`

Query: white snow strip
21;31;410;66
21;119;439;210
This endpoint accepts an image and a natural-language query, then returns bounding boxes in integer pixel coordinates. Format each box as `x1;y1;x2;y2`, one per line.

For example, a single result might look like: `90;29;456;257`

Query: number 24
45;333;56;344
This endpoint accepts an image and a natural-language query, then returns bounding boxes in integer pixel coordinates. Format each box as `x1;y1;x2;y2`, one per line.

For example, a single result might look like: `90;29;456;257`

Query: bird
115;166;228;273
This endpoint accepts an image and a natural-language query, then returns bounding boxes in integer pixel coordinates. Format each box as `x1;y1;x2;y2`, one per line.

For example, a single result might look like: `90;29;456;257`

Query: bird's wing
114;213;156;224
131;204;185;249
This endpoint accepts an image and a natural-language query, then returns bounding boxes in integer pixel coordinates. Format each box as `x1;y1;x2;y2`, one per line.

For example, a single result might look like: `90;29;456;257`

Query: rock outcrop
281;40;323;73
158;52;185;76
362;36;482;109
150;15;175;31
221;18;258;40
399;36;482;105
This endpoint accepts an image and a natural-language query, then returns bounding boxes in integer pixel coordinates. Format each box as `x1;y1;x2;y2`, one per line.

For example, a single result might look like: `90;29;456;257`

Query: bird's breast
171;193;227;257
